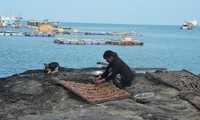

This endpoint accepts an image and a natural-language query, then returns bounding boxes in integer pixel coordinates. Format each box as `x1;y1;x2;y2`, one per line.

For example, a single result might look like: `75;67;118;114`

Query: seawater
0;22;199;77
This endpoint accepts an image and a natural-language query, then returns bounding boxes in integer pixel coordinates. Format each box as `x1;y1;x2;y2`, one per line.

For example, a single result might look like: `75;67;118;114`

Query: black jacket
101;57;135;85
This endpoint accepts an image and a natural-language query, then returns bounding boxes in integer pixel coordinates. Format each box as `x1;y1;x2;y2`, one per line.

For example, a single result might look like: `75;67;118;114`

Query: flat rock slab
151;69;200;91
10;80;43;95
150;69;200;110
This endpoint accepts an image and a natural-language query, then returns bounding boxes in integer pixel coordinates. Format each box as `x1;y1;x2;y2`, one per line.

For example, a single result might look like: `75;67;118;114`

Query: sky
0;0;199;25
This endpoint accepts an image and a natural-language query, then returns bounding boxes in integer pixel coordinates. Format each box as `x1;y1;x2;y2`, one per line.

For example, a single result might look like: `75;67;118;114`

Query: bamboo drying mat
58;80;131;104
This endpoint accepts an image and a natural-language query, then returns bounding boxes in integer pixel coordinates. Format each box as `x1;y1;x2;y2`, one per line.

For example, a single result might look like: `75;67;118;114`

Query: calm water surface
0;23;199;77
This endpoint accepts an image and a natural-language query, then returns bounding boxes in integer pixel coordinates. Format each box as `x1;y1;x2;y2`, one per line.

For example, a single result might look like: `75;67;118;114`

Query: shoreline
0;67;199;119
1;67;199;79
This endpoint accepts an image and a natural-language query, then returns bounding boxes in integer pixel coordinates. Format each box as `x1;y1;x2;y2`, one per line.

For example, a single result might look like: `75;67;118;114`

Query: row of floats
0;31;24;36
0;31;55;37
53;36;144;46
70;30;143;36
0;30;142;37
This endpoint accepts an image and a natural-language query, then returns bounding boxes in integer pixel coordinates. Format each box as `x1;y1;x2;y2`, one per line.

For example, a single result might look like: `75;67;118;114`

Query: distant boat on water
190;19;198;26
180;19;198;30
0;16;23;28
27;19;61;28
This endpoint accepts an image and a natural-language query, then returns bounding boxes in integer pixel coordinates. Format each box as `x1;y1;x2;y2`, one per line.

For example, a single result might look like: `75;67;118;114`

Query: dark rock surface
0;67;200;120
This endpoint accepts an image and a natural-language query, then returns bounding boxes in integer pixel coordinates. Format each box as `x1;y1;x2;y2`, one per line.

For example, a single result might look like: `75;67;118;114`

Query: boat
180;22;193;30
27;19;61;28
190;19;198;26
180;19;198;30
42;19;61;28
0;15;23;28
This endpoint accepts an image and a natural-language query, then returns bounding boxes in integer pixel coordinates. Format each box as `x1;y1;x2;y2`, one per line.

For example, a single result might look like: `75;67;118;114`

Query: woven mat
58;80;131;104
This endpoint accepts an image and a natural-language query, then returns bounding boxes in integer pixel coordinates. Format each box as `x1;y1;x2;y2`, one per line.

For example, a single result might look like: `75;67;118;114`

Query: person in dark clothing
91;50;135;89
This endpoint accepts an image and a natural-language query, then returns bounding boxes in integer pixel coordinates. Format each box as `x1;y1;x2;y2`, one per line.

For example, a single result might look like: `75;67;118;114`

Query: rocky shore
0;67;200;120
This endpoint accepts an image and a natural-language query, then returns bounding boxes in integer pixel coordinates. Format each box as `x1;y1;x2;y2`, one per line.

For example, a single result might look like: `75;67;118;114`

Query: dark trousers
112;74;124;89
112;74;134;89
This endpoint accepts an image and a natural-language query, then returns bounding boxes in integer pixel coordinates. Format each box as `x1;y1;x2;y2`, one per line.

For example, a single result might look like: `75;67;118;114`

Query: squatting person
91;50;135;89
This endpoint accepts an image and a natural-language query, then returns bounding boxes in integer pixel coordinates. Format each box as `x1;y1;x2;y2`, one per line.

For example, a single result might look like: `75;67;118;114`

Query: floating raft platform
105;40;143;45
0;31;23;36
24;32;55;37
54;38;106;45
70;30;143;36
53;36;143;46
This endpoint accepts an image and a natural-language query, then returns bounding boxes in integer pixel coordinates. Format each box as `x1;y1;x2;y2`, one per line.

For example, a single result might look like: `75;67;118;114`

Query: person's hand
89;76;95;81
95;78;105;84
89;76;98;84
96;76;102;80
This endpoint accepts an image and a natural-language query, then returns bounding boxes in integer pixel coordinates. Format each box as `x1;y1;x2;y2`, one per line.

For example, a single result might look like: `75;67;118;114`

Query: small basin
91;70;104;77
134;92;155;103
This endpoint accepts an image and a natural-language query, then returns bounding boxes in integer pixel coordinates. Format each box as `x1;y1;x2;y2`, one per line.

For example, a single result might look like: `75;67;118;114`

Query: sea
0;22;200;78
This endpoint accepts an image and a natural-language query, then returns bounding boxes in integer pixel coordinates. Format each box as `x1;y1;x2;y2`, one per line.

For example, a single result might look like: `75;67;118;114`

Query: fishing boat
180;19;198;30
180;22;193;30
190;19;198;26
27;19;61;28
0;16;23;28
